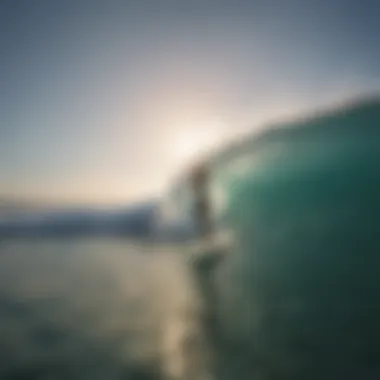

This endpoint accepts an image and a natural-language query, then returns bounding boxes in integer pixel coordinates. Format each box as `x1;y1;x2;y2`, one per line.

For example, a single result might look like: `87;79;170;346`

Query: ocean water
2;100;380;380
0;238;205;380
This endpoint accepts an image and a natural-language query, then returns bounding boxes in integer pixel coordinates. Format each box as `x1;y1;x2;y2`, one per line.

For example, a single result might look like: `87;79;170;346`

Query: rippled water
0;238;205;380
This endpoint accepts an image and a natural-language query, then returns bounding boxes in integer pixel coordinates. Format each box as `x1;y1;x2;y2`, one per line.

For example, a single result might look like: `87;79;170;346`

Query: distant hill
0;200;158;239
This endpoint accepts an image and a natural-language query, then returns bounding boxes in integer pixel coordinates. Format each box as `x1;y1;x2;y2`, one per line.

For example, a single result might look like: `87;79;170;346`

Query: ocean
0;238;205;380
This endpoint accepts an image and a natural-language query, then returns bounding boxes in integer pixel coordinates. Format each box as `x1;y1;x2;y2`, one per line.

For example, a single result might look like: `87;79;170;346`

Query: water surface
0;238;200;379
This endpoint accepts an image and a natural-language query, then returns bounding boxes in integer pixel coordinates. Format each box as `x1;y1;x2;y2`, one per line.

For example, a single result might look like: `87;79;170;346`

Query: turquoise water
206;100;380;379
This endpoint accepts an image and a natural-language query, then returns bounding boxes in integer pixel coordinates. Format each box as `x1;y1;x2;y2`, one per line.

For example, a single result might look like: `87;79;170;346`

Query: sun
173;133;205;163
171;120;226;165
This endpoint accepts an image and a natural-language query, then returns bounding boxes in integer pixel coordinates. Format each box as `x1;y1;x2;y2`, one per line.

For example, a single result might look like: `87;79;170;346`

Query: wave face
203;99;380;379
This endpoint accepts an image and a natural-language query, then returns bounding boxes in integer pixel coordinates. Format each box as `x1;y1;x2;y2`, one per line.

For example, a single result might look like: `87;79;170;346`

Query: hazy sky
1;0;379;205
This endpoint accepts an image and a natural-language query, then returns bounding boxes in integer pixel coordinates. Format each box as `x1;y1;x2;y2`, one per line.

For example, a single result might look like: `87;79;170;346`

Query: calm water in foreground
0;238;203;380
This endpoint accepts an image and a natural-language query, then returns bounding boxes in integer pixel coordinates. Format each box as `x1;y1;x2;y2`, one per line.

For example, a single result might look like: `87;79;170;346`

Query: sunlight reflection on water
0;238;203;379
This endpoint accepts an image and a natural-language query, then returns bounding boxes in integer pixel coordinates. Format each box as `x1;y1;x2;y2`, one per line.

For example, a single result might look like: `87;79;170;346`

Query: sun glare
172;121;225;165
174;133;204;162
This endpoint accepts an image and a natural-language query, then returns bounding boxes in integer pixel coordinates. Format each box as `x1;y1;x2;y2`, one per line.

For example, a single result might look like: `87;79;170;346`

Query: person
189;163;212;239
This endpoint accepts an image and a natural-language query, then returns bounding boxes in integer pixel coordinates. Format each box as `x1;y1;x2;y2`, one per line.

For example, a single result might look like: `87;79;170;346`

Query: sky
1;0;379;205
